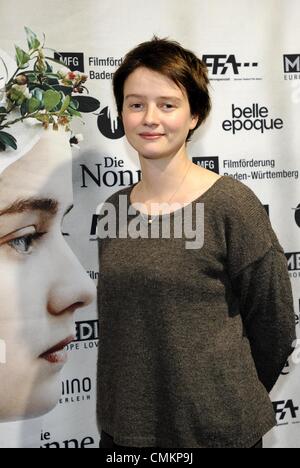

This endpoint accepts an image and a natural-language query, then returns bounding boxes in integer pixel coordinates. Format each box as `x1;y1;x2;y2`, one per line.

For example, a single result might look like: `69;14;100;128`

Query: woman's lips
139;133;165;140
39;336;75;364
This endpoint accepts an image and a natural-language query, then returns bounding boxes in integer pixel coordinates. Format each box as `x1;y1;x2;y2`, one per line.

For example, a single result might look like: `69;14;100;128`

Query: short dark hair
113;37;211;140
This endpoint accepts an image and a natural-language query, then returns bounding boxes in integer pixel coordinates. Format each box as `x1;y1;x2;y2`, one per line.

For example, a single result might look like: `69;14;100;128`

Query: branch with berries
0;27;100;152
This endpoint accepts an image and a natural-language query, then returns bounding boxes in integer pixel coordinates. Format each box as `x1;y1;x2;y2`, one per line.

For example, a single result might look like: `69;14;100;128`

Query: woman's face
122;66;198;160
0;130;96;421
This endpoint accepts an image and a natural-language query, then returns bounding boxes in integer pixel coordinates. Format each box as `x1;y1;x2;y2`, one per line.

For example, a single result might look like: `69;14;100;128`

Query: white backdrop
0;0;299;448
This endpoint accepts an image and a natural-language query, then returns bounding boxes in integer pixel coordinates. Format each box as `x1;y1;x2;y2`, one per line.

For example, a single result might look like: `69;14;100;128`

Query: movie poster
0;0;299;448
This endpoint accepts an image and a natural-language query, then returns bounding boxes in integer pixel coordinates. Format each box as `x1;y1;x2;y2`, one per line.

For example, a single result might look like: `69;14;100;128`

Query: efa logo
202;54;262;81
54;52;84;72
202;55;258;77
273;400;299;425
192;157;220;174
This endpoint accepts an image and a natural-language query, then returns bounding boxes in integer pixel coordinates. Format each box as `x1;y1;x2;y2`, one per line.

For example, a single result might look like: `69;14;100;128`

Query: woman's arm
232;246;296;393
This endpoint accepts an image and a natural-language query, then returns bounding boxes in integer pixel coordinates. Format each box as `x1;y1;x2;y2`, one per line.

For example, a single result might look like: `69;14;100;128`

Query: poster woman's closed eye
0;32;98;422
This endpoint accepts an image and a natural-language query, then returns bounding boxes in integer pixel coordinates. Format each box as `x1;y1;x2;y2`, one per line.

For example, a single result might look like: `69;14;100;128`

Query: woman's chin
0;381;61;422
0;399;59;422
0;401;58;424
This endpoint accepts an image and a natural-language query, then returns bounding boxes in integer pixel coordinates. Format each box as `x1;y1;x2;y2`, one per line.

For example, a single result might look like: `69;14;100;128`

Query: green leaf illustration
31;87;44;104
28;97;40;113
59;95;71;115
67;106;82;117
43;89;61;111
20;100;28;116
0;131;17;150
15;46;30;69
25;27;40;51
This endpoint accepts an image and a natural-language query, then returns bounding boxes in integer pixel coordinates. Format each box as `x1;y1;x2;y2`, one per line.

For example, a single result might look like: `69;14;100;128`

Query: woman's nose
143;104;159;126
47;244;96;316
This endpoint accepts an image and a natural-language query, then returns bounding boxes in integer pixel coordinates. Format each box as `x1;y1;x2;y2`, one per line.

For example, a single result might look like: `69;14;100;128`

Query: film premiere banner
0;0;299;449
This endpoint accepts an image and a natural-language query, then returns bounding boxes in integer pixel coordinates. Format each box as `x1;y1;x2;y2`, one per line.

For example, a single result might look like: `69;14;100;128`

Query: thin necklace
138;162;192;225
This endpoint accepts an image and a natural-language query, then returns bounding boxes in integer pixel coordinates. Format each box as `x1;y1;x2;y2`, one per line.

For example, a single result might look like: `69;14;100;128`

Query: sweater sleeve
232;246;295;392
224;179;296;392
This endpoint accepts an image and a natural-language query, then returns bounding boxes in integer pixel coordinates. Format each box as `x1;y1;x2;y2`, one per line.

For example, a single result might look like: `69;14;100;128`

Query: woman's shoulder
211;174;258;198
209;175;266;215
189;166;262;212
214;176;285;275
207;176;274;242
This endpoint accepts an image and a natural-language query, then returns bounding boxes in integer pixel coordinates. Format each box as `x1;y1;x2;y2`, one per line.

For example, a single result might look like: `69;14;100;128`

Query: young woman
0;127;96;422
97;37;295;448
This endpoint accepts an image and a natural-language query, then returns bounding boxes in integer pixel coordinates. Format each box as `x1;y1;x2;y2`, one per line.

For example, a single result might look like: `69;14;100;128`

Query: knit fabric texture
96;176;295;448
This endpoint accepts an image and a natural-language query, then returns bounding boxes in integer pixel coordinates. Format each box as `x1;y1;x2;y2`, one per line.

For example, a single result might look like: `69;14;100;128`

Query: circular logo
97;106;125;140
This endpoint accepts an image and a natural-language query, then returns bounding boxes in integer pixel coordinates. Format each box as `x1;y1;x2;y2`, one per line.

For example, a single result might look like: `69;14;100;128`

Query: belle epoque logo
222;104;283;134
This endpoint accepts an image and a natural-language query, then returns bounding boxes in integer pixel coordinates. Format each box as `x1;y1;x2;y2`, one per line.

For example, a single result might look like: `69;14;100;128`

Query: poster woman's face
0;130;96;421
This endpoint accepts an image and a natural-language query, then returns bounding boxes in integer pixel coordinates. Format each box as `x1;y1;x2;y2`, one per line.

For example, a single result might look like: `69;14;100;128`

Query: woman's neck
137;147;192;202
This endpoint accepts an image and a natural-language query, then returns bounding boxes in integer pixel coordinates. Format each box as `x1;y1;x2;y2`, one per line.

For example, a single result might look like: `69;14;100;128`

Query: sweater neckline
128;175;226;219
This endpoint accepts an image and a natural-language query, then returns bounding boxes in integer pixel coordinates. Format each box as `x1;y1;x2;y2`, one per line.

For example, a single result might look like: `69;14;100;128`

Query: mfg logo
54;52;85;72
192;156;219;174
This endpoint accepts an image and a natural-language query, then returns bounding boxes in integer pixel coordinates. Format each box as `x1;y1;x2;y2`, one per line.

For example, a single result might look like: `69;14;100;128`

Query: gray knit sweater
96;176;295;448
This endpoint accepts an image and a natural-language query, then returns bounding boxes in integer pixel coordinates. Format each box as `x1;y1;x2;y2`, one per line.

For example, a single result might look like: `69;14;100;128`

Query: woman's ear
190;114;199;130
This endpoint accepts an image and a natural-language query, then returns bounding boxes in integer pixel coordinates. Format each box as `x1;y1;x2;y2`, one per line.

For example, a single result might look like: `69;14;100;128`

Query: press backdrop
0;0;299;448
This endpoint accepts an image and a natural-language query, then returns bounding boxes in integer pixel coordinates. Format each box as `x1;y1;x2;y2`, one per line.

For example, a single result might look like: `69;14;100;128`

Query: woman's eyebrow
0;198;58;216
125;94;182;102
124;94;145;100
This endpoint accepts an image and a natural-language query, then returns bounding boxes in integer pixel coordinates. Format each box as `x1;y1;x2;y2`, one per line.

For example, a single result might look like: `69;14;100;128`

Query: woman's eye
130;103;143;110
8;232;46;255
162;103;174;110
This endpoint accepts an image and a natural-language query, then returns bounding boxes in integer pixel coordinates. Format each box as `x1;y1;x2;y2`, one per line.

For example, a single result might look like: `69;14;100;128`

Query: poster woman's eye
6;227;46;255
9;235;33;254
